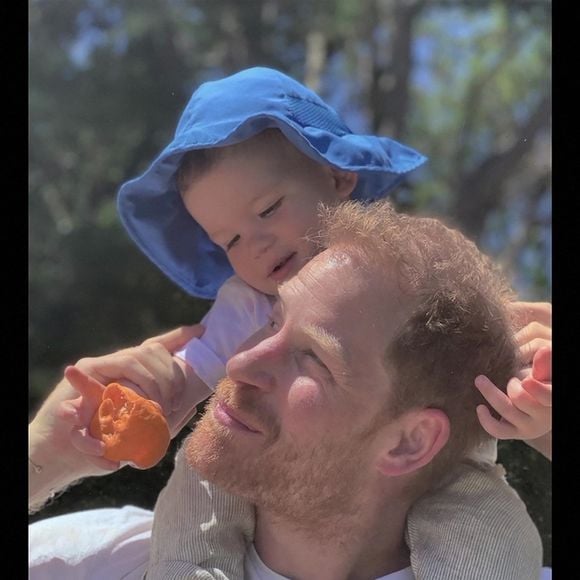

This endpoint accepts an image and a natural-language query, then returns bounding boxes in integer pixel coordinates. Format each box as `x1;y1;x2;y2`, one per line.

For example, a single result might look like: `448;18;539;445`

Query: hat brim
118;112;427;299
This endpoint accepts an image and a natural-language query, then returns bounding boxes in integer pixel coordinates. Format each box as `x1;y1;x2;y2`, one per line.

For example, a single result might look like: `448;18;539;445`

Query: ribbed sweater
146;441;542;580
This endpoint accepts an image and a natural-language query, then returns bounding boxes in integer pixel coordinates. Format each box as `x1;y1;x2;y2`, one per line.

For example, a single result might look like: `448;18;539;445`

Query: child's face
182;145;355;295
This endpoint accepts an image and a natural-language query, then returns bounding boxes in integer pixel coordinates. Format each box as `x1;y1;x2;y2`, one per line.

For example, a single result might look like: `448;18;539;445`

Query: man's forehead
278;248;358;301
305;246;363;282
281;246;389;318
280;246;406;392
303;245;409;336
314;246;359;269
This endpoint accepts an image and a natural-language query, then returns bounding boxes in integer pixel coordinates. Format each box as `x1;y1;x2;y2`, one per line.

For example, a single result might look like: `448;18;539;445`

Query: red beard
184;377;373;530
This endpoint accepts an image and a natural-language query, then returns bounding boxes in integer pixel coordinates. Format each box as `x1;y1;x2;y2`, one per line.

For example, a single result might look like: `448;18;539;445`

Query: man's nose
226;332;280;391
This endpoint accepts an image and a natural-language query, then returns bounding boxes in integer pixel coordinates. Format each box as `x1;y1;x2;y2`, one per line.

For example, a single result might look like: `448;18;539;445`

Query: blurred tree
29;0;551;565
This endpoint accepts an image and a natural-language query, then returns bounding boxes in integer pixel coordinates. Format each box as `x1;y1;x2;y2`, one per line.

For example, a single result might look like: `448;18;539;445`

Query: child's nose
250;231;276;259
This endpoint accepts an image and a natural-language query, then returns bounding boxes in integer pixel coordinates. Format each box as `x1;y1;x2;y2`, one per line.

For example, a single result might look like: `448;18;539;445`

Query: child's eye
259;197;283;218
226;235;240;251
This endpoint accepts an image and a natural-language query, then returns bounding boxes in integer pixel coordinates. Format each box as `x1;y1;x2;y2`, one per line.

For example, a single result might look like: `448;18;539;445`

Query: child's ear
329;167;358;199
375;409;450;477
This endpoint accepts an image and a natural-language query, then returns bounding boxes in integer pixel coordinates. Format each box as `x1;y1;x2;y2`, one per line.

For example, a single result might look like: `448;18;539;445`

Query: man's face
186;248;408;523
181;143;351;296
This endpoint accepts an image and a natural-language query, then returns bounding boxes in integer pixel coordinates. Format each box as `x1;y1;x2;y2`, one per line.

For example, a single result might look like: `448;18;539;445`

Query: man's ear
375;409;450;477
328;167;358;199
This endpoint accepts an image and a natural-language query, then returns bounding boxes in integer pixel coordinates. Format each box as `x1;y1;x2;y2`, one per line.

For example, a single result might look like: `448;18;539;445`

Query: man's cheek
286;378;326;420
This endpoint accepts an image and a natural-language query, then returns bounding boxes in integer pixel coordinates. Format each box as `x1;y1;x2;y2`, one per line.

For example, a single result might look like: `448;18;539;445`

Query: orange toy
89;383;170;469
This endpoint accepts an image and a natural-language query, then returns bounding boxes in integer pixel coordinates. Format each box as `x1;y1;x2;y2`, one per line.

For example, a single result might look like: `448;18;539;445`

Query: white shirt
174;275;274;389
245;543;415;580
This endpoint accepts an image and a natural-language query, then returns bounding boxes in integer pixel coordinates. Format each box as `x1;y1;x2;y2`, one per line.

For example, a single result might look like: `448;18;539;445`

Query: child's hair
317;199;518;481
176;129;313;196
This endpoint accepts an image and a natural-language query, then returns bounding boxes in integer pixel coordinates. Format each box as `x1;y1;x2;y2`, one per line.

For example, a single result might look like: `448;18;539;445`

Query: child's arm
63;275;271;458
146;441;254;579
59;353;212;471
55;326;205;469
474;346;551;457
29;324;201;513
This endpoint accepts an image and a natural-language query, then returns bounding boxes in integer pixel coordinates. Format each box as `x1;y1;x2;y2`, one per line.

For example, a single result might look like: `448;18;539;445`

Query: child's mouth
269;252;297;281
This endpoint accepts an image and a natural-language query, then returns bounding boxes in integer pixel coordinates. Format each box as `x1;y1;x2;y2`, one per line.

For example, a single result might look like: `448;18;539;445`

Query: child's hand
58;324;204;466
508;301;551;368
64;369;171;469
77;325;204;414
474;301;552;442
475;345;552;441
58;366;122;470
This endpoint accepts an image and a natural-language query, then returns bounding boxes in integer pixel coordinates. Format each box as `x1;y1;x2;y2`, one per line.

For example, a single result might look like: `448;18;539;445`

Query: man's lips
268;252;297;282
214;401;262;434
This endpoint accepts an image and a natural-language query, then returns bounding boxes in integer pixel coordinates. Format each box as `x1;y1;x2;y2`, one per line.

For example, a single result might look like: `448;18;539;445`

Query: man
147;200;543;579
30;200;546;579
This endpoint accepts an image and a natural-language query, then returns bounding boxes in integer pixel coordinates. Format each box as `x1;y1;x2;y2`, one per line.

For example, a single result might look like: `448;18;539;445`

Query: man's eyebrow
303;324;354;384
275;285;344;358
302;324;346;365
276;291;353;382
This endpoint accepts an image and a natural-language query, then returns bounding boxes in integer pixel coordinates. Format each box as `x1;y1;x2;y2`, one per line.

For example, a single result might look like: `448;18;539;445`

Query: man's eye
226;235;240;251
304;349;328;371
259;197;283;218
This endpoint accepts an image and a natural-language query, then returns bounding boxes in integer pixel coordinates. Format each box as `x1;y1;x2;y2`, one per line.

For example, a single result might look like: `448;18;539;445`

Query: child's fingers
63;366;106;424
514;321;552;346
75;355;152;388
69;427;120;471
518;337;551;367
476;374;551;441
515;365;531;381
520;345;552;406
508;301;552;332
78;349;183;416
56;399;83;425
130;342;186;414
69;426;105;456
475;375;522;425
532;345;551;382
74;354;158;393
521;376;552;407
77;355;165;410
65;365;106;400
505;377;542;416
476;405;518;439
74;340;188;415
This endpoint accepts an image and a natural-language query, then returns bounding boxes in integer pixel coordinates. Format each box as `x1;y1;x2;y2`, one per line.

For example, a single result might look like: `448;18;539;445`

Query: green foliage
28;219;210;412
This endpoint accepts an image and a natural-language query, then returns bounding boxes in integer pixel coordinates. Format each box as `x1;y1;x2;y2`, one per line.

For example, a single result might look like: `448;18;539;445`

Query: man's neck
253;490;411;580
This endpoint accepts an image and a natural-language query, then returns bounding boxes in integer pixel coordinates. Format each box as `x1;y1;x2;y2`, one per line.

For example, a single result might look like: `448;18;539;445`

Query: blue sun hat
117;67;427;299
